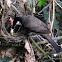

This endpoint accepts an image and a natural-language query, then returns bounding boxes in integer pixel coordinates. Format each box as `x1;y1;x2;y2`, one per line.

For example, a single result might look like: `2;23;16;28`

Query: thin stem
55;0;62;9
50;0;55;36
29;36;46;55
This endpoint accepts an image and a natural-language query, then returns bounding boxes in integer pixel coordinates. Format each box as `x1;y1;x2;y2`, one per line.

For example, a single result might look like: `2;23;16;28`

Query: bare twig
53;36;62;40
29;36;46;55
37;36;62;45
48;55;55;62
38;3;51;14
48;3;51;23
11;4;22;15
55;0;62;9
12;0;16;4
1;29;7;37
47;58;62;61
0;0;5;9
50;0;55;37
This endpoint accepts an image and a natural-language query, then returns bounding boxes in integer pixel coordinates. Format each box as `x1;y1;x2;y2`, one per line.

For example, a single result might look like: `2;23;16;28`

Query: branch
0;0;5;9
11;4;22;15
29;36;46;55
48;3;51;23
37;36;62;45
50;0;55;36
38;3;51;14
55;0;62;9
53;36;62;40
29;36;53;56
48;58;62;61
5;0;22;15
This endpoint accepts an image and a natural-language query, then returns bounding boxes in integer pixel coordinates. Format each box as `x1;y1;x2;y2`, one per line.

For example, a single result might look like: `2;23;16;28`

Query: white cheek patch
16;21;22;26
16;21;20;24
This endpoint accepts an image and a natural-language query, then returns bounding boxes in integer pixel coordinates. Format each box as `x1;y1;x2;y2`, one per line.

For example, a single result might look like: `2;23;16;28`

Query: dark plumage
13;15;61;53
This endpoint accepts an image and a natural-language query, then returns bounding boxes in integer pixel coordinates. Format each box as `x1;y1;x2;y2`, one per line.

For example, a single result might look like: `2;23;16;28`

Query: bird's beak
9;17;13;25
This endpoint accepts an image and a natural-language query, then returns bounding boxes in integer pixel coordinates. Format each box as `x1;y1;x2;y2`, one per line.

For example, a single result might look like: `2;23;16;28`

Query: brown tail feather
42;34;61;53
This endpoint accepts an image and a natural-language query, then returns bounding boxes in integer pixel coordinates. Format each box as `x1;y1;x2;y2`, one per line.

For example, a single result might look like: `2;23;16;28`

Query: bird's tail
42;34;61;53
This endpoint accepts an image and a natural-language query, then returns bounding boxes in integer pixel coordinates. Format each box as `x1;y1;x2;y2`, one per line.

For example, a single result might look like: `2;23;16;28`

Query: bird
11;15;61;53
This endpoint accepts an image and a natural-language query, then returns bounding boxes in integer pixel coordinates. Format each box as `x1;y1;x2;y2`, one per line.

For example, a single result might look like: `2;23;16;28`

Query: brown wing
22;15;50;34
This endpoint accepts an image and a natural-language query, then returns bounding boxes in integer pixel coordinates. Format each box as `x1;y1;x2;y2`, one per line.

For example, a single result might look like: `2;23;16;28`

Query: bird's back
21;15;50;34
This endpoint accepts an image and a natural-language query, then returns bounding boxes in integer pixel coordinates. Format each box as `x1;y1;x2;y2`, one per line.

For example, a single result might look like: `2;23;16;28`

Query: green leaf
55;13;60;17
10;6;13;11
37;2;43;6
37;0;48;6
53;20;58;29
53;12;59;29
38;0;47;1
38;0;41;1
43;9;48;20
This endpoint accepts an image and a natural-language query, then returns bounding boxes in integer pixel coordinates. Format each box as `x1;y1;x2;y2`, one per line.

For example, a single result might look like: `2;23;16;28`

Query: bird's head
12;14;20;29
9;16;22;36
13;14;22;29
